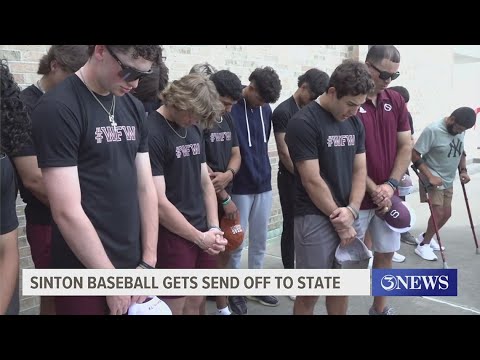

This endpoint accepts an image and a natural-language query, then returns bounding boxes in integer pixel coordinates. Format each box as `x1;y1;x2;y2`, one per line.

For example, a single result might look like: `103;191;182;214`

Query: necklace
215;116;223;124
163;116;187;139
78;69;117;129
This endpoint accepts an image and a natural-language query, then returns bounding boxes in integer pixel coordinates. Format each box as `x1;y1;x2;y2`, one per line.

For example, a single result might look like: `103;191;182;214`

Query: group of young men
1;44;476;315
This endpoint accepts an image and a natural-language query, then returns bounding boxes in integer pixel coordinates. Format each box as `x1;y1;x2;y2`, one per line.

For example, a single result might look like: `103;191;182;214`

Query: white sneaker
415;244;438;261
392;252;406;263
416;232;445;251
216;306;232;315
429;237;445;251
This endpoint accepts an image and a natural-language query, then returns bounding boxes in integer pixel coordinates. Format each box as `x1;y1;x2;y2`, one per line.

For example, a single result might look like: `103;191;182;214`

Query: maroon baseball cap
378;195;416;233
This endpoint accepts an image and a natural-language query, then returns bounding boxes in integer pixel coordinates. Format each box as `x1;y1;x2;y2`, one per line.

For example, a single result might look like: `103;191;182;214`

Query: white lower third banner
22;269;371;296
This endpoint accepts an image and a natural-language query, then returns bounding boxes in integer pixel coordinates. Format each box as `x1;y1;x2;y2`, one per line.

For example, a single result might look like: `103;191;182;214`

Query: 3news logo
372;269;457;296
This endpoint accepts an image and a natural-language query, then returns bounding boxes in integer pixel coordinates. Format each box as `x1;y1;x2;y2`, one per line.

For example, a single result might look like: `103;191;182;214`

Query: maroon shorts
55;296;109;315
156;225;216;269
26;223;52;269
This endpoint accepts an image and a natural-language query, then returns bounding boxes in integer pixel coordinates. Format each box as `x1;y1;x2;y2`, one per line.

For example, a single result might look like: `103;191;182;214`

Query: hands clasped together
196;228;228;255
330;206;357;247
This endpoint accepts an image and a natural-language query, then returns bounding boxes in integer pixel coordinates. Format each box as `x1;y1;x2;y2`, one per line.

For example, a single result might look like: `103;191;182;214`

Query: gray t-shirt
414;118;465;189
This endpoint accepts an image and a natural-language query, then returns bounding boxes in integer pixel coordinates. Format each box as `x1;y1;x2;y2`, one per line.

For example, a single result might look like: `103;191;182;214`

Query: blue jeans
228;191;273;269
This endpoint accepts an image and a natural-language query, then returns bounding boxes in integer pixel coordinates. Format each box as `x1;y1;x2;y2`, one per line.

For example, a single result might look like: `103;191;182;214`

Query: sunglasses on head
105;45;153;82
368;62;400;81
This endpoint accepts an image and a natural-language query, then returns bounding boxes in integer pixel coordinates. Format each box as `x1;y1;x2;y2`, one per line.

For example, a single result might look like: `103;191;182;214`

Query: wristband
222;195;232;206
209;226;221;231
346;205;359;220
227;168;236;178
219;196;229;203
460;167;467;173
385;181;396;191
385;178;399;190
138;260;154;269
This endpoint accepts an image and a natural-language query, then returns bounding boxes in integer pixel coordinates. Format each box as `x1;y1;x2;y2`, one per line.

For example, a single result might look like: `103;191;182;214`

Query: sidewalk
208;164;480;315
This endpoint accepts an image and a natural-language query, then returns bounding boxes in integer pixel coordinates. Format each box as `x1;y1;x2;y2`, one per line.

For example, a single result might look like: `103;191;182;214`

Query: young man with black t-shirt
1;59;31;315
286;60;374;315
0;155;20;315
148;73;227;315
32;45;162;315
272;68;329;272
12;45;88;315
201;69;243;315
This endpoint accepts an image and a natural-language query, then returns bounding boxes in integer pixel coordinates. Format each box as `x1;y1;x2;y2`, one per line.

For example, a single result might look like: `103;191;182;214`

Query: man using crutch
412;107;476;261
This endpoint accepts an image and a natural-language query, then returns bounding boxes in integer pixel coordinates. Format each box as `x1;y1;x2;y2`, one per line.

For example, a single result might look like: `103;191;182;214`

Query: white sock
216;306;231;315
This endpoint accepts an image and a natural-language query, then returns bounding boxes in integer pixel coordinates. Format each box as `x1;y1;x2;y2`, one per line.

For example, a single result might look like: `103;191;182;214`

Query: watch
387;178;399;190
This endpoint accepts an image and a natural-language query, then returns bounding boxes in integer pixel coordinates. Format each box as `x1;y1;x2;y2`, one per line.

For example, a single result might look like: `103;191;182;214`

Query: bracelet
227;168;236;178
460;167;467;173
138;260;154;269
209;226;221;231
385;181;396;191
385;178;399;190
222;195;232;206
346;205;359;220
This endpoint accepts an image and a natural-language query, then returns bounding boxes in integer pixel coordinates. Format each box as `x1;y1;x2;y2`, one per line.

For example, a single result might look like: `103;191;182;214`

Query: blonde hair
161;74;224;128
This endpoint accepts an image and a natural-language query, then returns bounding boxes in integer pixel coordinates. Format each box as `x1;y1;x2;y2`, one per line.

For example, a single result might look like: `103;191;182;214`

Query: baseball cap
379;195;416;233
335;237;371;269
220;215;244;252
398;173;414;196
128;296;172;315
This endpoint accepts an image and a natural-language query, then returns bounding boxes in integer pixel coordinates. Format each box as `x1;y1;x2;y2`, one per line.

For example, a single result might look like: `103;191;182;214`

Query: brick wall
0;44;355;314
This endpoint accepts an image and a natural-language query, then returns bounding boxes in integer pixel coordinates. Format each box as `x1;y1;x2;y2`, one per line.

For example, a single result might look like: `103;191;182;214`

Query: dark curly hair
1;59;31;155
209;70;243;101
329;59;375;99
87;45;164;65
248;66;282;103
133;61;170;103
298;68;329;98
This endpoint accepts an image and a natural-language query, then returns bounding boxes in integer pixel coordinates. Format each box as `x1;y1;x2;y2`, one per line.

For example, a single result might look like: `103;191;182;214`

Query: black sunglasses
105;45;153;82
368;62;400;81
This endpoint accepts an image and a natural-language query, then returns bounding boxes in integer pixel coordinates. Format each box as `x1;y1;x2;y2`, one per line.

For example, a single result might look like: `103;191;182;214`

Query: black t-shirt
148;111;207;231
272;96;300;173
20;84;43;114
31;74;148;269
1;154;19;235
286;101;366;217
11;84;52;225
203;112;239;194
0;153;18;235
142;99;161;116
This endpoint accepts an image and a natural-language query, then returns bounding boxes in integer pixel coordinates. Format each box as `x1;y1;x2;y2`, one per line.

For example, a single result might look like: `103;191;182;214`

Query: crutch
411;165;448;268
458;166;479;254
